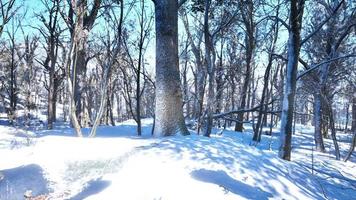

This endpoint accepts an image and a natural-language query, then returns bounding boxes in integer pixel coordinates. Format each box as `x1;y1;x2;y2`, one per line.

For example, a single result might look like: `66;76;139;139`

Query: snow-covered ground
0;118;355;200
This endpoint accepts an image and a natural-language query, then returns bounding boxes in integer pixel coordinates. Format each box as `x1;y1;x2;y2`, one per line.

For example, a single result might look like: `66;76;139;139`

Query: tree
35;0;64;129
0;0;17;38
64;0;101;127
3;16;22;124
123;0;153;136
234;0;256;132
253;2;280;142
89;0;124;137
344;86;356;161
153;0;190;136
278;0;305;160
180;8;206;134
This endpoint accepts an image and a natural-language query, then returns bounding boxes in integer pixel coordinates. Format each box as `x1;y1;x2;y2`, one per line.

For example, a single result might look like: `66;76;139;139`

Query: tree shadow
0;164;50;199
71;178;111;200
191;169;273;200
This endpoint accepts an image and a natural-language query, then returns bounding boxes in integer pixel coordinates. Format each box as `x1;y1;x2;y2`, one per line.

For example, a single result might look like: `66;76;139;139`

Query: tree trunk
344;103;349;132
314;93;326;152
235;1;255;132
279;0;305;161
71;0;101;127
67;43;83;137
215;42;224;128
48;71;55;129
153;0;189;136
344;92;356;161
203;0;215;137
181;11;205;132
328;104;340;160
73;35;87;127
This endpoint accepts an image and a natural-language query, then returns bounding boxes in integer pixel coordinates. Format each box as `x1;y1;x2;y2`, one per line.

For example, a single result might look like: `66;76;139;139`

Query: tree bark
153;0;189;136
279;0;305;161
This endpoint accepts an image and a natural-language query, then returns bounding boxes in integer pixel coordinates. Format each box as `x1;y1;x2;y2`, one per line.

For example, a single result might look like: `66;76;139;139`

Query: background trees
0;0;354;160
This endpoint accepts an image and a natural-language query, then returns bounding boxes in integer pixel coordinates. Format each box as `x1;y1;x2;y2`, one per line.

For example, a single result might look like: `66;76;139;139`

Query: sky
3;0;326;85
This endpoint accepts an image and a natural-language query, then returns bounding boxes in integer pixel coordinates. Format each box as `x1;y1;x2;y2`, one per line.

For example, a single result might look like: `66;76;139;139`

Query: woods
0;0;355;161
0;0;356;199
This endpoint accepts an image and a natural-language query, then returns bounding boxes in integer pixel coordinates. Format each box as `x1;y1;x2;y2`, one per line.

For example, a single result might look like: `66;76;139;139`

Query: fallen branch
211;99;278;119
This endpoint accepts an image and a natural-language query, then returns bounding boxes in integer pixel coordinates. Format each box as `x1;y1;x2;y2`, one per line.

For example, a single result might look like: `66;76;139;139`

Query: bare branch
297;54;356;80
300;0;344;46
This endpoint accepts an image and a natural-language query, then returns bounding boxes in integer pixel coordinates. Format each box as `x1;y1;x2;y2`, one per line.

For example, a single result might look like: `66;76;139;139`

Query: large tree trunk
153;0;189;136
279;0;305;161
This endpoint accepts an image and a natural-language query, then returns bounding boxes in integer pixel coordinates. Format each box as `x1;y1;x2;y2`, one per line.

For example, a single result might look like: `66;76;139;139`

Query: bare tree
123;0;153;136
278;0;305;160
35;0;64;129
63;0;101;127
0;0;18;37
152;0;190;136
89;0;124;137
253;2;280;142
234;0;256;133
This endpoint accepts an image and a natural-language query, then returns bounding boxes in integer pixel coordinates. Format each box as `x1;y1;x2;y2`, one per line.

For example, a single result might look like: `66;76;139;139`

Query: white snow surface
0;118;355;200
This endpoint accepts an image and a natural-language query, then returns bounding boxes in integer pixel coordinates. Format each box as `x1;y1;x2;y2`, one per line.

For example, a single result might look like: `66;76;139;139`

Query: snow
0;118;355;199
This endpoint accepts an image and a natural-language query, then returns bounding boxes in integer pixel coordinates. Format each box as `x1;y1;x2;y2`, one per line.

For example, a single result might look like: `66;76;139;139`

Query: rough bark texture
279;0;305;161
153;0;189;136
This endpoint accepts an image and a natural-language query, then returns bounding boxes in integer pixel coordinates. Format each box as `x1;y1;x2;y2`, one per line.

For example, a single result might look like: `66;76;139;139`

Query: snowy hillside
0;119;355;200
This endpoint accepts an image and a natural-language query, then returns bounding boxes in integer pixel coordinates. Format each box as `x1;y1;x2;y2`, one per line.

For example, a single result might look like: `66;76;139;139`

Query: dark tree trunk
279;0;305;161
344;103;349;132
48;70;55;129
203;0;215;137
328;104;340;160
314;93;326;152
215;41;224;128
235;1;255;132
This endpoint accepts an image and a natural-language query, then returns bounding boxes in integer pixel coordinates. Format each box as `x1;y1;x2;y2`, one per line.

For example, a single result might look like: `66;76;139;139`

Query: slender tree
279;0;305;160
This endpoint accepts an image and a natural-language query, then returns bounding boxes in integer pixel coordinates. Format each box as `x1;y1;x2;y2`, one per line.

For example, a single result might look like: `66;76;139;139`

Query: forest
0;0;355;199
